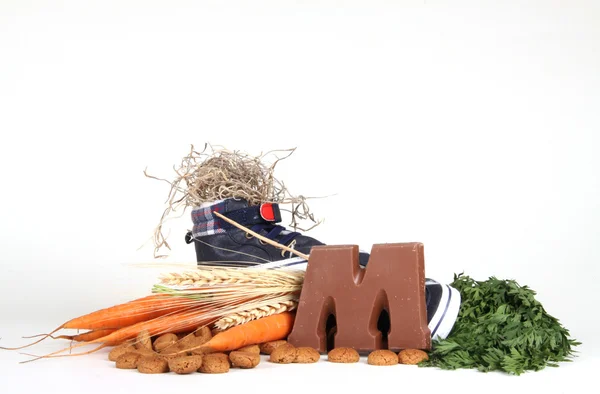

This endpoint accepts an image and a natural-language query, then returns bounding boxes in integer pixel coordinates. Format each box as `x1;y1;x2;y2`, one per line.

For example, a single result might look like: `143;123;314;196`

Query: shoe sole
428;284;461;340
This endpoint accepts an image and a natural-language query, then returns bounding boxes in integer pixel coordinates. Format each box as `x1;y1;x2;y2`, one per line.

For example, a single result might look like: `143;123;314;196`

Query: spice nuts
367;350;398;366
327;347;360;363
115;352;143;369
153;333;178;352
229;351;261;369
135;330;153;351
199;353;230;374
137;355;169;374
260;340;289;355
294;347;321;363
168;355;204;374
398;349;429;365
269;343;297;364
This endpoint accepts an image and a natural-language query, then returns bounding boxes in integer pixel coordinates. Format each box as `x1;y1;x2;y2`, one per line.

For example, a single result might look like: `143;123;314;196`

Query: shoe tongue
223;198;250;212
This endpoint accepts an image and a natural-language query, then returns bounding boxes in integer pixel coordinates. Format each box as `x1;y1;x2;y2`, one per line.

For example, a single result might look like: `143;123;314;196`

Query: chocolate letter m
288;243;431;353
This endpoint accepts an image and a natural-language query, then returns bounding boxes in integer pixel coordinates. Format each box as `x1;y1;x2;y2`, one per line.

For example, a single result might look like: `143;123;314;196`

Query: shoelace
248;223;301;258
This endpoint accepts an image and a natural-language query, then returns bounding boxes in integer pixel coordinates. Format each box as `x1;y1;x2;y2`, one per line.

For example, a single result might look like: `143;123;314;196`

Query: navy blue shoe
185;198;370;266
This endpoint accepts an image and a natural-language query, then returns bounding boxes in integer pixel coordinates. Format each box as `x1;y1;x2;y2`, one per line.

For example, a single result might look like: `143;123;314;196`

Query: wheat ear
158;266;304;288
214;300;298;330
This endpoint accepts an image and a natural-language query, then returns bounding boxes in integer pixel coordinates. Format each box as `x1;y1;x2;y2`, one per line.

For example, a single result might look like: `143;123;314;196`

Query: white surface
1;1;599;393
0;322;597;394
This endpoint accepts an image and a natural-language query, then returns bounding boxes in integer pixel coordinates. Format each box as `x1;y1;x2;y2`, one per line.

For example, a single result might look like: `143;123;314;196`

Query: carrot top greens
421;274;580;375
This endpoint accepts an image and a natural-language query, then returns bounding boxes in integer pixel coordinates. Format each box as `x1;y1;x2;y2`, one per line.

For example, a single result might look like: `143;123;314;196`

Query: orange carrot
1;295;195;350
92;308;213;345
22;329;118;343
53;329;118;343
23;310;294;363
200;312;295;353
19;307;215;362
63;295;194;330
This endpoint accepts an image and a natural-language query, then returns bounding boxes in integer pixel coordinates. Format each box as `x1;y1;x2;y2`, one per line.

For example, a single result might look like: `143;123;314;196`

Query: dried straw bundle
145;144;321;258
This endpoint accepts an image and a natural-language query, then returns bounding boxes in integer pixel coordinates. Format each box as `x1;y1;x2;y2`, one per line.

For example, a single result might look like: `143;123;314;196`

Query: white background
1;1;598;393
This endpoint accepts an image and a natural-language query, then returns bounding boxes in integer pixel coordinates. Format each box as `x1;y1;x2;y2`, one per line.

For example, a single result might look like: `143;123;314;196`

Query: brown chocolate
287;244;430;353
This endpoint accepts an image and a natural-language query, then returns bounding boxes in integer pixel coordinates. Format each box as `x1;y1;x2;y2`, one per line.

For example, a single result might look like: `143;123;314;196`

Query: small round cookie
136;348;158;358
194;326;213;345
199;353;230;373
367;350;398;366
137;355;169;374
190;346;211;356
194;326;211;337
135;330;153;351
115;352;142;369
168;355;203;374
153;333;178;352
269;343;297;364
294;347;320;364
237;344;261;355
398;349;429;365
259;340;288;355
109;343;136;362
327;347;360;363
178;333;202;349
229;351;261;369
159;347;189;361
184;339;209;355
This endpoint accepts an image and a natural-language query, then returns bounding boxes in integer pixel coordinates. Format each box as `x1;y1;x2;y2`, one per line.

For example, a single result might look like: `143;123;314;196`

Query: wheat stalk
158;266;304;288
153;265;303;308
214;300;298;330
152;266;303;332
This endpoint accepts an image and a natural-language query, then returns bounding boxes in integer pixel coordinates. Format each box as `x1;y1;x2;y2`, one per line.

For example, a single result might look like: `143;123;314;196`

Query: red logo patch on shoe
260;203;276;221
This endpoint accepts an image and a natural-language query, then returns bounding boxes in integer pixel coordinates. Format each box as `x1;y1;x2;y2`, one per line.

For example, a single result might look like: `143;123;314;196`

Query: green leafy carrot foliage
421;274;580;375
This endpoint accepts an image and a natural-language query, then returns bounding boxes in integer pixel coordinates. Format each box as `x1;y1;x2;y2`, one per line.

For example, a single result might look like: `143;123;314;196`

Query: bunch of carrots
1;266;303;363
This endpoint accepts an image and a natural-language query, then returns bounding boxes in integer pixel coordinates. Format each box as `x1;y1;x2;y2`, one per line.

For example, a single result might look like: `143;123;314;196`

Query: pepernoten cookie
109;343;136;362
327;347;360;363
269;343;297;364
199;353;230;373
367;350;398;366
168;355;203;374
398;349;429;365
115;352;142;369
237;344;261;355
260;340;288;355
229;351;260;369
135;330;153;351
294;347;320;363
137;355;169;374
153;333;178;353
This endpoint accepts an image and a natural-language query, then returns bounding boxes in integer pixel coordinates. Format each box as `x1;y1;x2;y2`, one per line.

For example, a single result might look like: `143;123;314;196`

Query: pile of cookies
108;329;429;374
261;340;321;364
108;329;322;374
109;328;264;374
269;342;429;366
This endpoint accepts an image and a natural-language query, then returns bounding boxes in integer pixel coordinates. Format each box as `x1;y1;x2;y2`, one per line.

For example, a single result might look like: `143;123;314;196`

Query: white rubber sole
430;285;461;340
258;256;308;270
